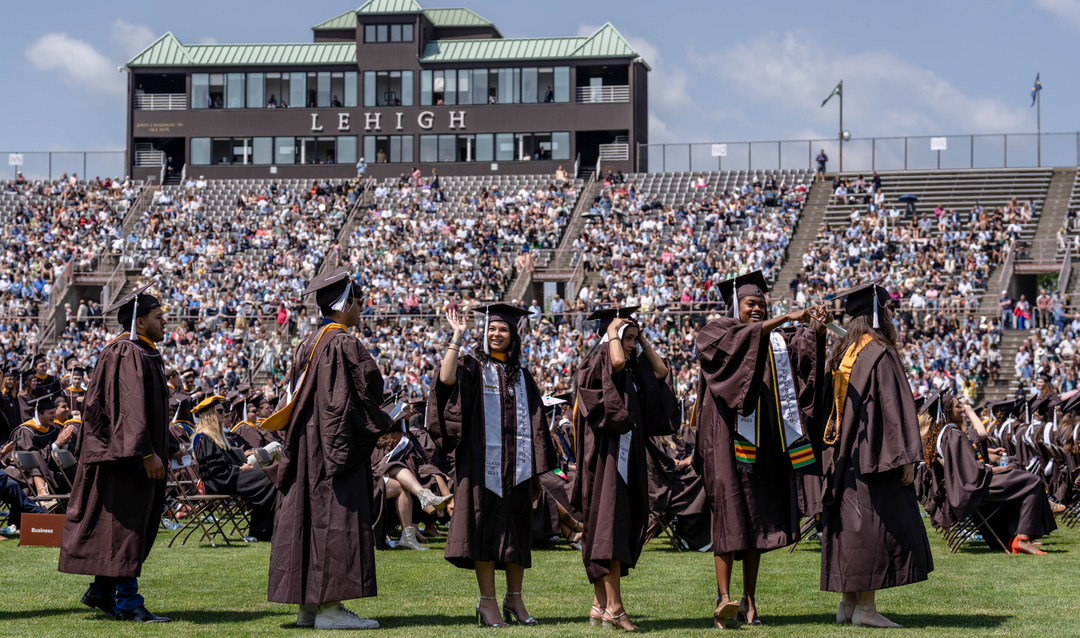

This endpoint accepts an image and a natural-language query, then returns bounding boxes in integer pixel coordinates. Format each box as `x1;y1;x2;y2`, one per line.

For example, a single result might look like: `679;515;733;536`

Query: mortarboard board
304;266;362;313
716;271;769;318
181;368;197;378
917;390;942;417
1058;392;1080;415
586;306;640;335
472;303;530;354
542;396;568;407
833;277;890;327
63;354;78;367
985;399;1015;417
191;395;226;416
106;282;161;340
31;353;46;365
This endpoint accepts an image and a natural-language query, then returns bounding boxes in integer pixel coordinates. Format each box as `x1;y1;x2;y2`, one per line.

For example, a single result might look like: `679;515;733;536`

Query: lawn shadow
0;607;107;622
166;609;286;625
635;612;827;630
883;613;1010;629
369;613;591;628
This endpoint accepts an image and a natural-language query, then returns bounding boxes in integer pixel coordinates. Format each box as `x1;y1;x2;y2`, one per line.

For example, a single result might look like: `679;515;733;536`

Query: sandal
590;605;605;628
602;609;637;631
713;596;740;629
502;592;538;625
736;597;762;625
836;601;855;624
475;596;509;627
1010;535;1046;555
852;604;901;628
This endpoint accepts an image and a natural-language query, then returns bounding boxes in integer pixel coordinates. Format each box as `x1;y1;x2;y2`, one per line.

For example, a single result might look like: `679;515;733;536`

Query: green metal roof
312;10;358;31
423;7;492;27
420;23;645;65
127;34;356;67
357;0;423;14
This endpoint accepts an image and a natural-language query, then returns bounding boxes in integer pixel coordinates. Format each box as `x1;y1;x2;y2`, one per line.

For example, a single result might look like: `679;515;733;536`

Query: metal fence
639;132;1080;174
3;151;126;181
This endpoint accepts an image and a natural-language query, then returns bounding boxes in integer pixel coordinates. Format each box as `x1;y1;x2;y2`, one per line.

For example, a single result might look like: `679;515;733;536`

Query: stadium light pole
839;79;843;173
1036;71;1041;167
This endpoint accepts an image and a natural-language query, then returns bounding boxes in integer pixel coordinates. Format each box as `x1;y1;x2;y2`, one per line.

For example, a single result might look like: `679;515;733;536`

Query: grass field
1;519;1078;638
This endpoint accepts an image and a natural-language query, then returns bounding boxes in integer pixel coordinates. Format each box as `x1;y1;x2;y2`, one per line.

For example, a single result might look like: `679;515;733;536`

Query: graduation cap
31;353;46;366
542;395;569;408
586;306;640;335
305;266;362;313
181;368;197;379
1058;392;1080;416
33;392;58;412
985;399;1015;418
63;354;78;368
191;395;226;416
716;271;768;319
917;390;942;417
472;303;530;354
106;282;160;340
833;277;891;328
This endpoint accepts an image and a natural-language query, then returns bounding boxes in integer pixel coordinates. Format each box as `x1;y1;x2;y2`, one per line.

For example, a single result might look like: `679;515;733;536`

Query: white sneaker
314;602;379;630
297;604;317;627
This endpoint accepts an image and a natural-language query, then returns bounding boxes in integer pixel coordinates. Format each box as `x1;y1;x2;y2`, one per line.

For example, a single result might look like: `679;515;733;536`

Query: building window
475;134;493;162
365;71;412;107
420;70;458;106
457;69;470;105
264;73;284;107
191;74;209;109
289;72;305;110
343;71;357;107
552;131;570;160
253;137;273;164
554;67;570;103
211;138;231;164
365;135;413;163
276;137;296;164
520;68;537;104
365;23;414;42
495;133;514;162
419;135;438;163
247;73;264;109
337;136;357;164
226;73;245;108
208;74;225;108
190;138;211;164
537;68;554;103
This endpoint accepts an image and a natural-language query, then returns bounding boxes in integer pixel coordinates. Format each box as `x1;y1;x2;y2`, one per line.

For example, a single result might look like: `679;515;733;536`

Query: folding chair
166;470;238;548
644;512;685;553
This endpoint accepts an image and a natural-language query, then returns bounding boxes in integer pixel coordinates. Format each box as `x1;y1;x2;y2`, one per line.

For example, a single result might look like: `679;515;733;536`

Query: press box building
124;0;649;182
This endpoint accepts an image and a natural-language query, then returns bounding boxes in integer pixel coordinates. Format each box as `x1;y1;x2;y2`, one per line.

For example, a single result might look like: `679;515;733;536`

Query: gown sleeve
577;347;635;436
783;325;826;425
851;349;924;475
426;354;476;452
695;317;765;416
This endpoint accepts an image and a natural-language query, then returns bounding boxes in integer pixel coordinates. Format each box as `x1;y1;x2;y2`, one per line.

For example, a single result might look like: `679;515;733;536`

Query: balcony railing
576;85;630;104
598;143;629;161
134;151;165;167
134;94;187;111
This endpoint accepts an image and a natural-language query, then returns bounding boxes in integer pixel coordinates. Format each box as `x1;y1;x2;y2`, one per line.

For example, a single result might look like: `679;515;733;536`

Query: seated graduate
924;393;1057;555
0;466;45;538
1;364;19;442
533;394;583;550
190;395;278;542
2;393;72;508
645;428;713;552
371;424;453;551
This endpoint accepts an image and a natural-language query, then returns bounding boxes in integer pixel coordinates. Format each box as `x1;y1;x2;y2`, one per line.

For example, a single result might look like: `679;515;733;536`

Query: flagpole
839;79;844;173
1037;71;1041;167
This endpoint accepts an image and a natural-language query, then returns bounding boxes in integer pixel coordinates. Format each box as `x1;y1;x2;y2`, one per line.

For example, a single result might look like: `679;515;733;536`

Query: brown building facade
125;0;649;183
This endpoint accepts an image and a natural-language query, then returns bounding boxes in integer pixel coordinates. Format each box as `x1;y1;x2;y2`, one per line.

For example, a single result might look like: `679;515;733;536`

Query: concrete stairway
978;328;1031;403
772;178;832;300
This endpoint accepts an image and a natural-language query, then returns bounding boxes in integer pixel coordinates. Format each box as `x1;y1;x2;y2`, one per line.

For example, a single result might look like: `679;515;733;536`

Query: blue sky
2;0;1078;173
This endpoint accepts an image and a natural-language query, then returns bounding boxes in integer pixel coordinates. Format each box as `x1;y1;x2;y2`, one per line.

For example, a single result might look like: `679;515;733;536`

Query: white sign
8;154;23;166
490;163;498;171
269;166;278;174
930;137;947;151
711;144;727;157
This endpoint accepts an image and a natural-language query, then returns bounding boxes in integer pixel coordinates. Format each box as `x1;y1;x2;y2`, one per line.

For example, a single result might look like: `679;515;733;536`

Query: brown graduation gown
265;326;392;604
59;335;169;578
939;426;1056;542
427;353;557;570
695;318;824;555
573;347;679;582
818;341;933;593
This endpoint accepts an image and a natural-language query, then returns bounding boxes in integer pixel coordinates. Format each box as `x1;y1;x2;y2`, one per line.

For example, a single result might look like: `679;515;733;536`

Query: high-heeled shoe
736;596;762;625
1010;534;1046;555
836;601;855;624
602;609;637;631
852;604;901;628
476;596;509;627
502;592;538;625
590;605;605;628
713;596;740;629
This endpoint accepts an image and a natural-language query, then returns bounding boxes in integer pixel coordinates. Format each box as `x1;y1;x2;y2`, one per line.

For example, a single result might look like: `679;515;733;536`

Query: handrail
133;94;187;111
1059;247;1072;296
573;153;580;179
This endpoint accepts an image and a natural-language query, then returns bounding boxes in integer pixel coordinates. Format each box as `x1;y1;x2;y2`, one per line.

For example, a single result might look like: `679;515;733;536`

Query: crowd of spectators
0;168;1064;418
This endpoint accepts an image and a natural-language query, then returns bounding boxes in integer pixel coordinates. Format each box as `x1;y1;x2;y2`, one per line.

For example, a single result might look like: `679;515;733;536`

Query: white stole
599;328;635;483
738;332;803;446
481;361;532;497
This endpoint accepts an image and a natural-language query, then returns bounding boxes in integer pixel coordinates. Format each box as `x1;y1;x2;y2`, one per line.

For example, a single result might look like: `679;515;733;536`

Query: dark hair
923;417;947;465
475;322;524;384
827;305;898;372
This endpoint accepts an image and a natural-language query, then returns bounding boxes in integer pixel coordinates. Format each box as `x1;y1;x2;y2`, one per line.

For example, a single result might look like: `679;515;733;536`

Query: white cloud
111;19;156;59
1034;0;1080;30
691;31;1029;138
197;36;218;45
25;33;125;98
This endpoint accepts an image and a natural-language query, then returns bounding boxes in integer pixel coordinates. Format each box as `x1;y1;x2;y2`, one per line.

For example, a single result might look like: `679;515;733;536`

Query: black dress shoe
118;606;171;623
80;587;117;618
